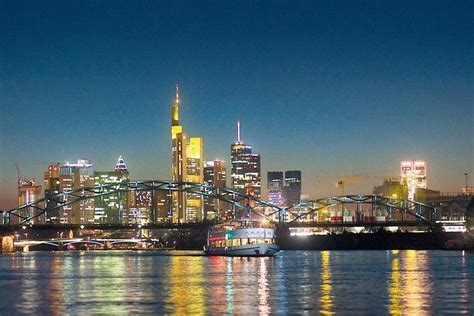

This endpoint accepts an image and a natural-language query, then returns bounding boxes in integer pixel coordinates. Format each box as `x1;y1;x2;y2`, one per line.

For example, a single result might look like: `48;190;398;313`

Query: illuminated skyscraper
267;171;285;206
170;85;204;223
204;160;227;220
230;120;261;198
171;84;186;222
44;159;94;224
93;156;130;223
44;163;61;224
18;178;42;224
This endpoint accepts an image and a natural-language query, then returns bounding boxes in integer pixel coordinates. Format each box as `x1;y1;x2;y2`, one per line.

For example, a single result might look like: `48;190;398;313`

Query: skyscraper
267;171;285;206
171;84;186;222
204;160;227;220
93;156;130;224
44;159;94;224
170;85;204;223
230;120;261;198
17;178;42;224
44;163;61;224
283;170;302;207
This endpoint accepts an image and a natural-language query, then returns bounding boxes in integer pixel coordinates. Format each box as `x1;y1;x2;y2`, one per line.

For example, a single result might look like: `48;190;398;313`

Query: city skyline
1;1;473;210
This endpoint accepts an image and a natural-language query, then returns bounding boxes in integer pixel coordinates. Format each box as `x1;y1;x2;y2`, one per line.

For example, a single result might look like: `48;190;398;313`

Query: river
0;250;472;314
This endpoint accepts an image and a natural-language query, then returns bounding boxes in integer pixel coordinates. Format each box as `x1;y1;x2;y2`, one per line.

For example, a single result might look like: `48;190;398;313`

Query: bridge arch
3;180;283;226
1;181;438;228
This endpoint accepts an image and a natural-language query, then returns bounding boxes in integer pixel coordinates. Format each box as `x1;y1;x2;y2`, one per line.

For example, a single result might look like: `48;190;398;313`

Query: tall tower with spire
171;84;186;222
170;85;204;223
230;120;261;199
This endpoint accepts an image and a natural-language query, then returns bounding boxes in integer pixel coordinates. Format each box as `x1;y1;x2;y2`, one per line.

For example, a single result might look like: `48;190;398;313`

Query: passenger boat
204;218;280;256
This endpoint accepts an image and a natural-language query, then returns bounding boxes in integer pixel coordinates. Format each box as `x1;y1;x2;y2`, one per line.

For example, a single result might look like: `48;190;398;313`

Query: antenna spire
237;120;241;142
175;83;180;104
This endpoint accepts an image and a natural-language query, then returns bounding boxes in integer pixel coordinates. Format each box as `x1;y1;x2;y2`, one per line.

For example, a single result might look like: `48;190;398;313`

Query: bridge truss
1;180;438;228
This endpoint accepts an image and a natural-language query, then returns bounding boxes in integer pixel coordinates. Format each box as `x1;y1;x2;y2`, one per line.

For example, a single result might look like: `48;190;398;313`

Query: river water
0;250;472;315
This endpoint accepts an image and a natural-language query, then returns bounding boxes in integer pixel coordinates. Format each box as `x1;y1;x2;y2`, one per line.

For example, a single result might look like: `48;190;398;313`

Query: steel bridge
1;180;439;230
14;238;164;252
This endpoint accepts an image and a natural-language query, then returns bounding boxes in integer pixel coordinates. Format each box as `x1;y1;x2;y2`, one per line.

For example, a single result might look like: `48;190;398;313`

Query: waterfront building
170;85;204;223
230;120;261;198
284;170;302;207
267;171;285;206
204;160;227;220
400;160;427;201
17;178;42;224
93;156;130;223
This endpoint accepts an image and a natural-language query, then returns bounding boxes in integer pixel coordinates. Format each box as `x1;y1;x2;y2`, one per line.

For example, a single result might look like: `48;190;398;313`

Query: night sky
1;0;473;209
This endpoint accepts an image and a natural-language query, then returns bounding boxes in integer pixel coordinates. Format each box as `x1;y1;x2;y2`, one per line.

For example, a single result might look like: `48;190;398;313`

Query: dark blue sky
1;0;473;209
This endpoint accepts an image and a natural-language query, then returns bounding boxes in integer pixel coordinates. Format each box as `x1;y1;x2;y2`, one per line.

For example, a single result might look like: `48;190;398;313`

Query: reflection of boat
204;218;280;256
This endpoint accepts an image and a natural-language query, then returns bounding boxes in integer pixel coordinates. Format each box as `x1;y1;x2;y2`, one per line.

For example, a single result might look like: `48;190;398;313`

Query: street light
465;173;468;195
465;173;469;216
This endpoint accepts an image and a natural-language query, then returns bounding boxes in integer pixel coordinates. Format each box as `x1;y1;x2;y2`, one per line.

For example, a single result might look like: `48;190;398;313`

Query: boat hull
204;243;279;257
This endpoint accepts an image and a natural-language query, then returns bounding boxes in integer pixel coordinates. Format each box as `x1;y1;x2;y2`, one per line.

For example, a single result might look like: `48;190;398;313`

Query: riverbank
277;231;474;251
175;230;474;251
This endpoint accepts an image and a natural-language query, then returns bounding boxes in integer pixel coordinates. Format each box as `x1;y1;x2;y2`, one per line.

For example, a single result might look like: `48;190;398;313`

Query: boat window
249;238;257;244
232;239;240;246
241;238;248;245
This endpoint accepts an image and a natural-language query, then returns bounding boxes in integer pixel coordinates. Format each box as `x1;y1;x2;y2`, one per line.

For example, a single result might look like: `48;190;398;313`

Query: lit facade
170;85;204;223
17;178;42;224
230;120;261;198
129;189;170;224
267;171;285;206
171;84;186;222
400;160;427;201
204;160;227;220
44;163;61;224
44;159;94;224
93;156;130;224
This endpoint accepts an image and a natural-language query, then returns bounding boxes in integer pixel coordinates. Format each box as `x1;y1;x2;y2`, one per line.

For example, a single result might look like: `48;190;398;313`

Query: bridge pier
1;235;14;253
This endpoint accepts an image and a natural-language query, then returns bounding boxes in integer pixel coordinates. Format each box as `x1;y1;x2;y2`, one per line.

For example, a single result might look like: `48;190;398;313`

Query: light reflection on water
0;250;472;315
320;251;333;315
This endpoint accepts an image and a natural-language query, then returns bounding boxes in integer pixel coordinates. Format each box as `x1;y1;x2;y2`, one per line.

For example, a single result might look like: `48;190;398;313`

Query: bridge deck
0;220;432;233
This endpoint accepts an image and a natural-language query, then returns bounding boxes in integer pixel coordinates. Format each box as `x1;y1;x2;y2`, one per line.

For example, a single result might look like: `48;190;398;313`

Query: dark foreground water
0;250;472;315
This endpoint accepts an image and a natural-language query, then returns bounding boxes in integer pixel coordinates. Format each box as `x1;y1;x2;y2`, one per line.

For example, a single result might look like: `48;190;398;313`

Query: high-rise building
129;188;170;224
171;84;186;222
44;163;61;224
93;156;130;224
283;170;302;207
204;160;227;220
44;159;94;224
230;120;261;198
170;85;204;223
17;178;42;224
400;160;427;201
267;171;285;206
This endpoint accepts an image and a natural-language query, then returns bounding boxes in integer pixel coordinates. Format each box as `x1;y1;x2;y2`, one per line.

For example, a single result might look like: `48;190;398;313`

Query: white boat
204;218;280;256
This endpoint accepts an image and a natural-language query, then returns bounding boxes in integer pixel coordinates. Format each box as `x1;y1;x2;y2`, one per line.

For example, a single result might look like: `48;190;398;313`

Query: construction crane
336;174;400;196
16;162;28;186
